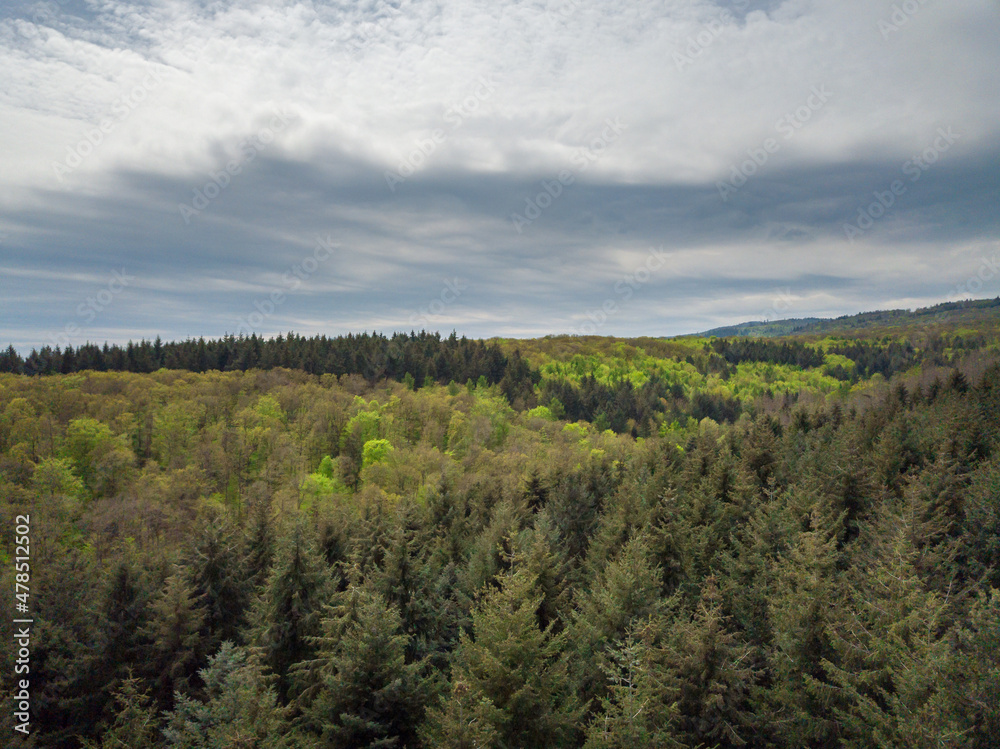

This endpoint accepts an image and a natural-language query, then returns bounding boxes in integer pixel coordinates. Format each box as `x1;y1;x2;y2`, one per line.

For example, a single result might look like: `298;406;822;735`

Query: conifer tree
663;578;757;749
904;445;970;592
961;455;1000;588
583;626;683;749
950;589;1000;748
163;642;292;749
763;505;844;749
367;501;462;669
188;516;251;648
419;679;502;749
250;522;331;703
461;497;528;597
141;573;208;709
431;567;583;749
81;675;161;749
297;585;435;748
244;492;277;590
77;558;153;727
822;506;967;748
570;534;667;710
513;510;573;632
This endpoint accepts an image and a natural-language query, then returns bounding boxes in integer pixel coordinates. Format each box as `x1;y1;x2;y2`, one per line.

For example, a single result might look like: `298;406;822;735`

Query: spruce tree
419;679;502;749
763;505;844;749
141;573;208;710
822;506;966;748
244;492;277;591
570;534;667;711
297;585;435;748
188;516;251;649
249;522;331;703
367;501;462;669
951;590;1000;748
512;510;573;632
664;578;757;749
162;642;292;749
431;567;583;749
962;455;1000;588
583;626;683;749
80;675;161;749
84;558;153;723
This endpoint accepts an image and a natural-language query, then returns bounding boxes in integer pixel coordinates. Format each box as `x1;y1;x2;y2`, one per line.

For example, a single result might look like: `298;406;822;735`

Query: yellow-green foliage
535;345;844;404
525;405;557;421
719;361;844;399
446;390;514;457
823;353;855;372
33;456;84;499
300;454;349;510
341;404;381;449
362;438;394;469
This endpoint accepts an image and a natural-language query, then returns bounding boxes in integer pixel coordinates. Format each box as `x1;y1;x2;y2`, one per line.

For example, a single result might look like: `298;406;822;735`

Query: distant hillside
796;297;1000;336
697;297;1000;339
698;318;823;338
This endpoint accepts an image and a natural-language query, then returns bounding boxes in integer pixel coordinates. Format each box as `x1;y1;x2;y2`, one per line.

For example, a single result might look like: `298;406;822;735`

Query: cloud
1;0;999;350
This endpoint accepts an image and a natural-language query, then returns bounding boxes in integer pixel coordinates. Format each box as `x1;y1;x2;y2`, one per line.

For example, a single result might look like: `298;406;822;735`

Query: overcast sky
1;0;999;351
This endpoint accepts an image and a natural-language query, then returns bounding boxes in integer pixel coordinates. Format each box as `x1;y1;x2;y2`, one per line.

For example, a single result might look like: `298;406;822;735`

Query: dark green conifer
298;585;435;748
249;522;331;703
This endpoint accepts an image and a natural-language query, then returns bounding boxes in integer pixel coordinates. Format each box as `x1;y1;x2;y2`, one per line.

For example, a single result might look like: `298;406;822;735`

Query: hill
697;317;823;338
695;296;1000;339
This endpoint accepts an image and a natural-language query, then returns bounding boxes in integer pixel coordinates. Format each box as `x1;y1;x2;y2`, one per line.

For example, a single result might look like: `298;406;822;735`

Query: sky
1;0;999;351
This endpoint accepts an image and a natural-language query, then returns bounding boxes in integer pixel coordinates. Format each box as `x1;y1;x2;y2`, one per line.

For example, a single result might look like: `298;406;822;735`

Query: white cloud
3;0;997;195
1;0;998;347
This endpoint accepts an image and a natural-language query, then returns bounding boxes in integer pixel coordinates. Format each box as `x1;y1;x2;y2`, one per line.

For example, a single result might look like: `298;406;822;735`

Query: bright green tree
362;438;394;469
64;417;135;497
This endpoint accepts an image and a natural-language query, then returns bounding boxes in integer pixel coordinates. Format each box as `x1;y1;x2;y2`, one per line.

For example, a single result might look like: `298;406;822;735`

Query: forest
1;321;999;748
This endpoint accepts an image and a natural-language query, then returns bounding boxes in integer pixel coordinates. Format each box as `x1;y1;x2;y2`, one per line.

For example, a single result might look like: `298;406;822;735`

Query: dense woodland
2;324;1000;748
